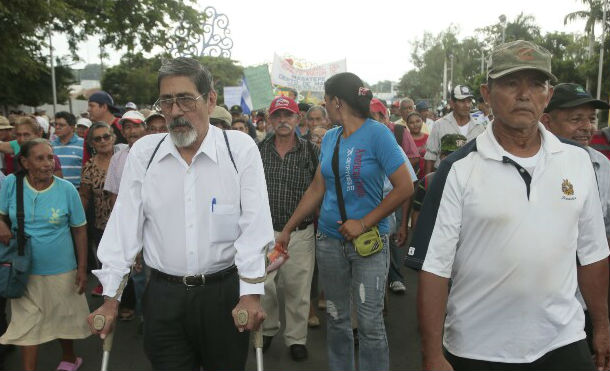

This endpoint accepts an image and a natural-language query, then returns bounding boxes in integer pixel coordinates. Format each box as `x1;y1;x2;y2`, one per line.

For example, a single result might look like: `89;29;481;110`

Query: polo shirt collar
477;121;563;162
52;133;79;146
154;123;219;166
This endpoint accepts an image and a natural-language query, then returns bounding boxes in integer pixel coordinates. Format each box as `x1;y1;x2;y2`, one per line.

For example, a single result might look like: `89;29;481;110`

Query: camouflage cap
441;134;467;153
487;40;557;83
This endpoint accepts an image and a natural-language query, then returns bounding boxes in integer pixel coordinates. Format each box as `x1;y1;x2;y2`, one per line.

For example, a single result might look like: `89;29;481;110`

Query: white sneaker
389;281;406;293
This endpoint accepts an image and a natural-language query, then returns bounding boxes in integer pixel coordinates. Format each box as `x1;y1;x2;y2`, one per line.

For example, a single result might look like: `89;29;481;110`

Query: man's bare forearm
578;258;610;328
418;271;450;360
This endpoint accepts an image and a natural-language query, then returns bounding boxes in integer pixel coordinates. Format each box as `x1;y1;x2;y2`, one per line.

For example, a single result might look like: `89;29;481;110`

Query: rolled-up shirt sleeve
93;148;146;298
235;142;275;296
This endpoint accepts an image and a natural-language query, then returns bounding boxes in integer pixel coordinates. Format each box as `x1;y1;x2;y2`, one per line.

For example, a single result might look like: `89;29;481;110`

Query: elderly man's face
400;100;415;121
306;109;329;129
542;104;596;146
481;70;553;131
159;75;216;148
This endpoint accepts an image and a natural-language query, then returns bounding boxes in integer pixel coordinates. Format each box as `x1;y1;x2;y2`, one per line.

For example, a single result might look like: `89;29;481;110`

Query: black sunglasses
93;133;112;143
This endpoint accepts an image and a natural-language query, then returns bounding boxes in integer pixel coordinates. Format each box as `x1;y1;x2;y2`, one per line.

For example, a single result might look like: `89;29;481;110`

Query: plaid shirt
259;135;319;231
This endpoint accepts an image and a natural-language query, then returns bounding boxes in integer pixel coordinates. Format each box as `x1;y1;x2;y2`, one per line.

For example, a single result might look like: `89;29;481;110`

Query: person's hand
337;219;364;240
422;354;454;371
87;298;119;340
0;221;12;245
232;294;266;332
276;230;291;250
75;268;88;294
592;324;610;371
133;252;143;273
396;222;409;246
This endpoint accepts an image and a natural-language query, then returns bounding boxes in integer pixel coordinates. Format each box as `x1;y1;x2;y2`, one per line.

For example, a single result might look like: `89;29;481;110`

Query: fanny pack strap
332;129;348;223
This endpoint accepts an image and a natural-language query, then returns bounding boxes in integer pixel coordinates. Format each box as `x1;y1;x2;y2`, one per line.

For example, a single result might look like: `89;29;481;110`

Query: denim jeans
316;231;390;371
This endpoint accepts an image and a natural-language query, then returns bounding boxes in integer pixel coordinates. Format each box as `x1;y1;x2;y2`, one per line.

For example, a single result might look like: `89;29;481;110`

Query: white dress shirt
94;125;275;297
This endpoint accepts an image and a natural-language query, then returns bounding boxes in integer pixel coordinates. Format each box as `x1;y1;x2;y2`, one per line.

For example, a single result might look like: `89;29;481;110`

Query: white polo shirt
420;122;609;363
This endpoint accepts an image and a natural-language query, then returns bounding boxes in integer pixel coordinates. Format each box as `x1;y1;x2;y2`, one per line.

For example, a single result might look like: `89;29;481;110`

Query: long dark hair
324;72;373;118
16;138;52;175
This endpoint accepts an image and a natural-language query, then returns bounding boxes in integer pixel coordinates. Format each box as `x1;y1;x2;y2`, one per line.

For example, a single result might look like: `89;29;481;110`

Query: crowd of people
0;39;608;371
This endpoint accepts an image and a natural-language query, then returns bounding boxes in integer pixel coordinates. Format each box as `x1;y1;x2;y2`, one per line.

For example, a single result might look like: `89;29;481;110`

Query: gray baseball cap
487;40;557;83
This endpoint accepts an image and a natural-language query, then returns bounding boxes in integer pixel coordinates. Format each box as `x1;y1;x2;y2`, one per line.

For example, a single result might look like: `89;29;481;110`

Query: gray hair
400;97;414;107
306;105;328;120
158;57;214;96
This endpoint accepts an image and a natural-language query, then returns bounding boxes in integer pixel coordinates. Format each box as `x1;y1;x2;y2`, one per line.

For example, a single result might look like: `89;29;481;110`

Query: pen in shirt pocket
211;197;216;212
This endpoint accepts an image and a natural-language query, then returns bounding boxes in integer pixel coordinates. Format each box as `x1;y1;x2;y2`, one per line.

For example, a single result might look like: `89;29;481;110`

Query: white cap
125;102;137;110
76;118;92;128
35;116;49;134
119;110;146;126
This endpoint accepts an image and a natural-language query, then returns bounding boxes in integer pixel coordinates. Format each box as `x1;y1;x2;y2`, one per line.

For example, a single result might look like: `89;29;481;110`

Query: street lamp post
48;0;57;116
499;14;507;44
597;0;607;100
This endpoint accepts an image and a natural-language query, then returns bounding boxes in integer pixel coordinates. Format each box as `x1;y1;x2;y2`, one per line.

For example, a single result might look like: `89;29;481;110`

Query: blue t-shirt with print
319;119;407;240
0;175;87;275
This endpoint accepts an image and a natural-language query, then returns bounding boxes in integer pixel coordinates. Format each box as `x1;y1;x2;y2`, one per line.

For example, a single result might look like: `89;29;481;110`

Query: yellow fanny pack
353;226;383;257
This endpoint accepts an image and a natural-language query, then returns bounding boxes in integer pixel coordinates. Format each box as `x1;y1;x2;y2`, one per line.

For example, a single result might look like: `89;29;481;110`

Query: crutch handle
93;314;115;352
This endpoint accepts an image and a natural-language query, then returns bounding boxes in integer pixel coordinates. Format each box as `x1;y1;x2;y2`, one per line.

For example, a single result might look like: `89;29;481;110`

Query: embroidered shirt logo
562;179;574;196
49;208;61;224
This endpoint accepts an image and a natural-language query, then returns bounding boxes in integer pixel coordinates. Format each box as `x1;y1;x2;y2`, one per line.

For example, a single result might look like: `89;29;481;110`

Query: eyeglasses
153;95;205;113
93;133;112;143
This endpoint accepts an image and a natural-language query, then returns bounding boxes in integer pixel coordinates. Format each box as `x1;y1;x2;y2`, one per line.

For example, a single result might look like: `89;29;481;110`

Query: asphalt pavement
4;265;422;370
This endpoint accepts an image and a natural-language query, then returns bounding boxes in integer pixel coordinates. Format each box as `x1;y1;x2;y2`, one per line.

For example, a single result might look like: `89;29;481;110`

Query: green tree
0;56;73;109
476;13;541;48
564;0;605;90
0;0;206;106
101;54;243;106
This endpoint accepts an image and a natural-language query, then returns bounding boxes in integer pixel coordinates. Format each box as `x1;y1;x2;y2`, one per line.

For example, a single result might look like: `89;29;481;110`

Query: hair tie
358;87;371;96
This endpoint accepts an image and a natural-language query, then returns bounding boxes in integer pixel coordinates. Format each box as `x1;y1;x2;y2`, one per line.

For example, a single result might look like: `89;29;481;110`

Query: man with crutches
87;57;274;371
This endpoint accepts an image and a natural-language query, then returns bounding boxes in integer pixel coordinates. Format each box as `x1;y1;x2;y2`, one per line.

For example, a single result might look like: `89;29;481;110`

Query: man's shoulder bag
0;173;32;298
331;130;383;257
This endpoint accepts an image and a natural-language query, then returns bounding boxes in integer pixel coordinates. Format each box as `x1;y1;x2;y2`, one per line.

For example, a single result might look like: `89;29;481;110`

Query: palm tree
565;0;604;90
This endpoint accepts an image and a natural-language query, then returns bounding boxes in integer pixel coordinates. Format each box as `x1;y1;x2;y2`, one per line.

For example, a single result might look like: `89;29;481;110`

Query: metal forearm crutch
92;314;114;371
237;309;264;371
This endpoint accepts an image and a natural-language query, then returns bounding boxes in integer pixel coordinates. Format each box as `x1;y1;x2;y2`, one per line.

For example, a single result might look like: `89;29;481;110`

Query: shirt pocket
209;204;240;243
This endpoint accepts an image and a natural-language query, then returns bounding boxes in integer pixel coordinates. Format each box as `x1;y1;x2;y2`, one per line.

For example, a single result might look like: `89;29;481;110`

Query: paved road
5;266;422;370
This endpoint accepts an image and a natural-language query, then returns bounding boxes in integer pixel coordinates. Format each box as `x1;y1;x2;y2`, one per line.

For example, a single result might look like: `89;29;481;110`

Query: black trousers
142;269;249;371
445;339;594;371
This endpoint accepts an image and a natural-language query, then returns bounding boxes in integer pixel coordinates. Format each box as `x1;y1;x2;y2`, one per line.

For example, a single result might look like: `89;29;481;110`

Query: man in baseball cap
258;94;319;361
542;86;610;348
209;106;232;130
423;84;485;174
145;112;167;134
75;118;92;138
414;39;609;371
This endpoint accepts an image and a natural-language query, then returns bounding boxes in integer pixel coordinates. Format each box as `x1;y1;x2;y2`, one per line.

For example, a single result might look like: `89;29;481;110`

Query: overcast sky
55;0;592;84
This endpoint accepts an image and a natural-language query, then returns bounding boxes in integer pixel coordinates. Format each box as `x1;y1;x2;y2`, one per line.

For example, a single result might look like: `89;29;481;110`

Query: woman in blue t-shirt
0;139;90;371
276;72;414;371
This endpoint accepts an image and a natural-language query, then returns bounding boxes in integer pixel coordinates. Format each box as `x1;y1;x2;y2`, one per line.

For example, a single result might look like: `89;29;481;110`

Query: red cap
391;100;400;107
269;96;299;115
370;98;388;118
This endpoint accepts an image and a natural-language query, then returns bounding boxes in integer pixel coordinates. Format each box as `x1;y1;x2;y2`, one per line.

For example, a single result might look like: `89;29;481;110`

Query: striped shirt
52;134;84;187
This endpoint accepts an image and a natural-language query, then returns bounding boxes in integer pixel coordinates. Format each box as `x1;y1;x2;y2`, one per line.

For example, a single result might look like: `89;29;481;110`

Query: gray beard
169;118;198;148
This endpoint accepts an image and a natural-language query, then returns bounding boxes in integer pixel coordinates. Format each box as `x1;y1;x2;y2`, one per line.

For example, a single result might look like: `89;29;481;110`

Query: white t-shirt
457;122;470;136
503;146;543;175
